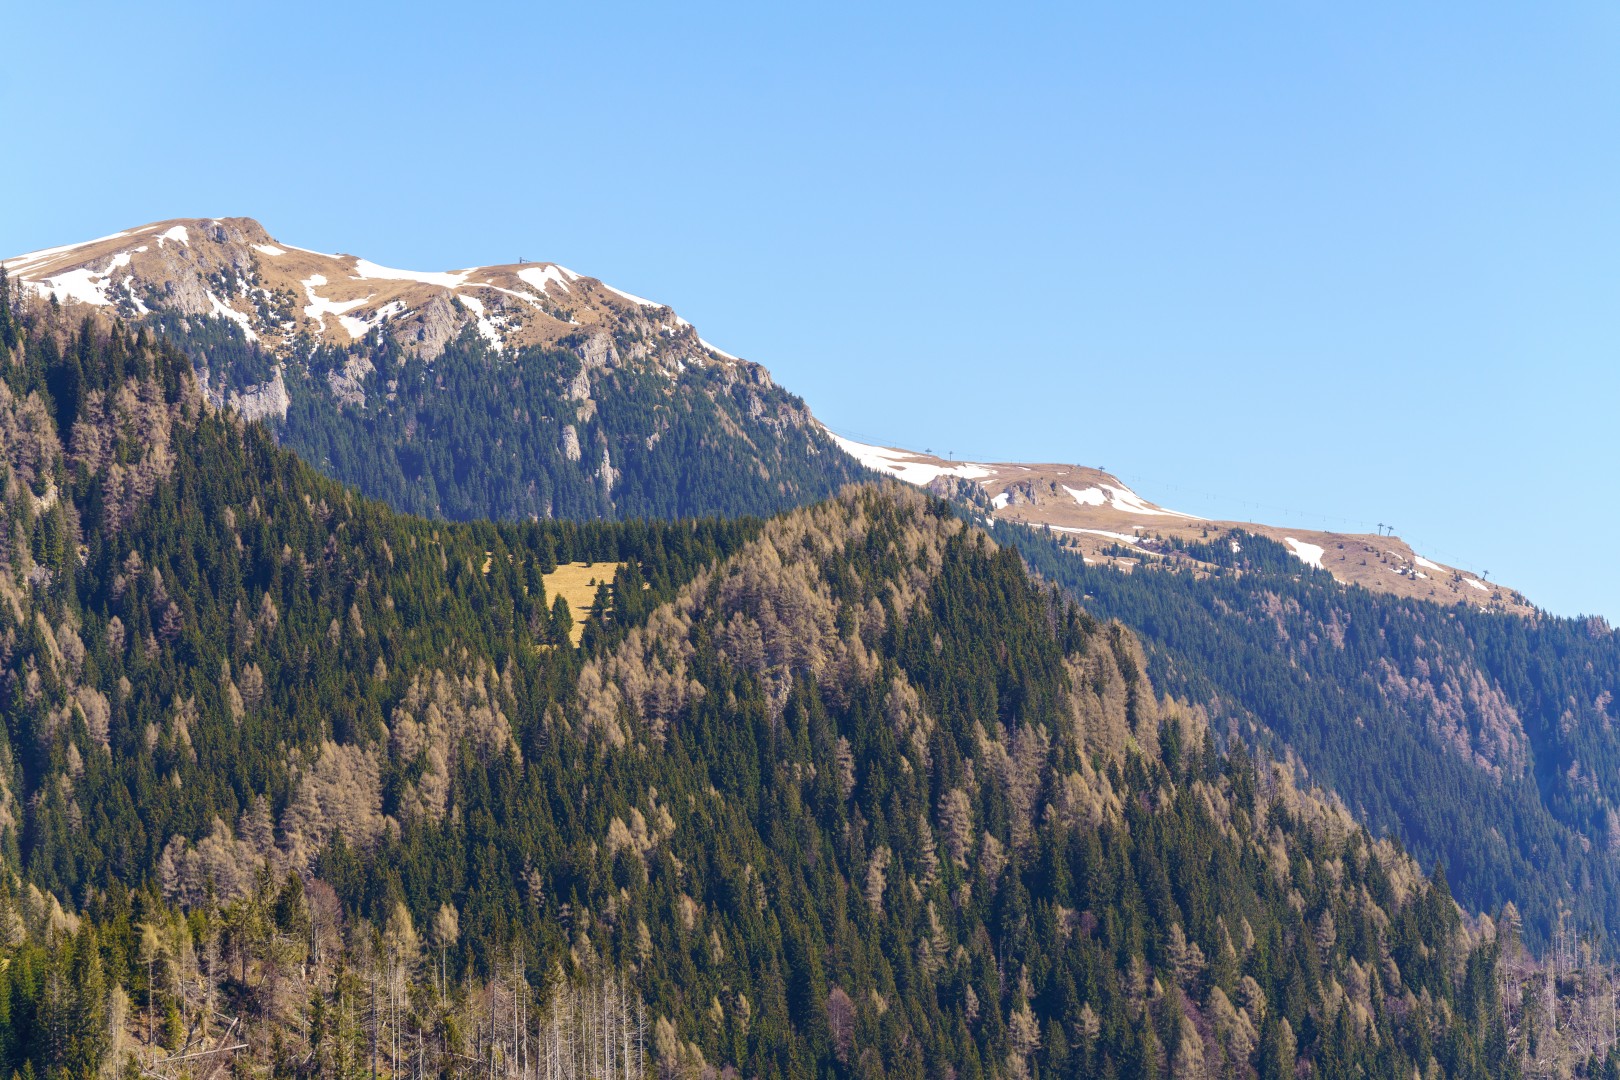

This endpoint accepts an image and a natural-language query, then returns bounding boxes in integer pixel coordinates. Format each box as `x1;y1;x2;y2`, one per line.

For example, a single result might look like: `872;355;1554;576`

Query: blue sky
5;3;1617;619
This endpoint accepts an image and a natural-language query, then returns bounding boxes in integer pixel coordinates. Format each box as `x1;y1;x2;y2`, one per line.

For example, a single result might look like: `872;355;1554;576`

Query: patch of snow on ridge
825;432;992;484
3;229;135;270
1465;578;1489;592
156;225;190;247
351;259;472;289
281;242;339;257
601;282;661;308
1103;483;1203;517
253;244;286;257
992;492;1011;510
699;338;739;361
517;265;573;294
1414;555;1444;571
1283;538;1325;569
1063;481;1200;518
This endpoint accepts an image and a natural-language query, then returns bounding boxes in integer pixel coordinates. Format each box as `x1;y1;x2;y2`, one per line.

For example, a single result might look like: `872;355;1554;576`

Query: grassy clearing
542;561;626;645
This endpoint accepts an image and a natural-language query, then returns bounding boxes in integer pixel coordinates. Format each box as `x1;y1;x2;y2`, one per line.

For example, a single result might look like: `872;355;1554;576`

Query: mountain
827;433;1532;615
3;216;739;366
0;282;1537;1078
3;219;865;522
13;217;1617;960
827;435;1620;946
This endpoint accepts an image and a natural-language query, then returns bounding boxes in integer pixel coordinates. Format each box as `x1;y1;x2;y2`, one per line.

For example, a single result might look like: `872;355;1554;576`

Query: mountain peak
3;217;743;370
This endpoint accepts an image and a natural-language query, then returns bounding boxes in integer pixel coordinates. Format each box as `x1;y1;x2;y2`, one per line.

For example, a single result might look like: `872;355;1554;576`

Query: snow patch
1104;483;1195;517
207;293;258;341
1049;526;1143;546
991;492;1011;511
1283;538;1325;569
253;243;286;257
27;250;135;307
301;274;370;329
2;229;135;270
517;265;573;294
1063;485;1108;507
1062;481;1199;518
1414;555;1444;572
457;293;504;351
351;258;472;289
472;283;548;311
31;268;113;306
826;432;991;484
1465;578;1489;593
339;299;407;340
156;225;190;247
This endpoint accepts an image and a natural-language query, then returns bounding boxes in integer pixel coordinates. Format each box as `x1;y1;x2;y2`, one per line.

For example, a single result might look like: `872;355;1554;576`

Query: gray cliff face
401;294;466;359
229;366;291;422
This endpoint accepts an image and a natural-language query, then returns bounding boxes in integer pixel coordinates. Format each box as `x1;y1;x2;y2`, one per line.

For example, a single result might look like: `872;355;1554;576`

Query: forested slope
0;293;1546;1077
1002;518;1620;949
157;307;864;525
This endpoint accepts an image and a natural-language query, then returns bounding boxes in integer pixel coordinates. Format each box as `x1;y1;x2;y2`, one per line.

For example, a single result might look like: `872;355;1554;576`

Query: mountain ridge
0;217;1549;614
3;216;749;374
829;431;1536;615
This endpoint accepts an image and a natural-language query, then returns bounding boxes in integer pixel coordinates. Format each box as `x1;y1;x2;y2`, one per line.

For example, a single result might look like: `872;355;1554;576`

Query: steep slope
0;302;1526;1078
827;439;1620;949
2;222;865;522
835;427;1620;945
1004;518;1620;948
830;433;1533;614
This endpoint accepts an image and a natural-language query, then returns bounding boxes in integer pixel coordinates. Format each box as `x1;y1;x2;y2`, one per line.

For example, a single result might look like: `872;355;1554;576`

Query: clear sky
5;3;1617;620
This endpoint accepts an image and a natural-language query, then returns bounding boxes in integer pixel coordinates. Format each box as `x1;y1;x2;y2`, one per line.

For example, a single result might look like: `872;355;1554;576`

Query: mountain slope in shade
3;216;741;369
829;432;1533;614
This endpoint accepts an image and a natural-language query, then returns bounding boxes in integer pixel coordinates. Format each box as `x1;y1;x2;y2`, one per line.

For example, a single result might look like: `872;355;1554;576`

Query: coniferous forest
1;278;1618;1079
155;309;867;525
1002;518;1620;949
